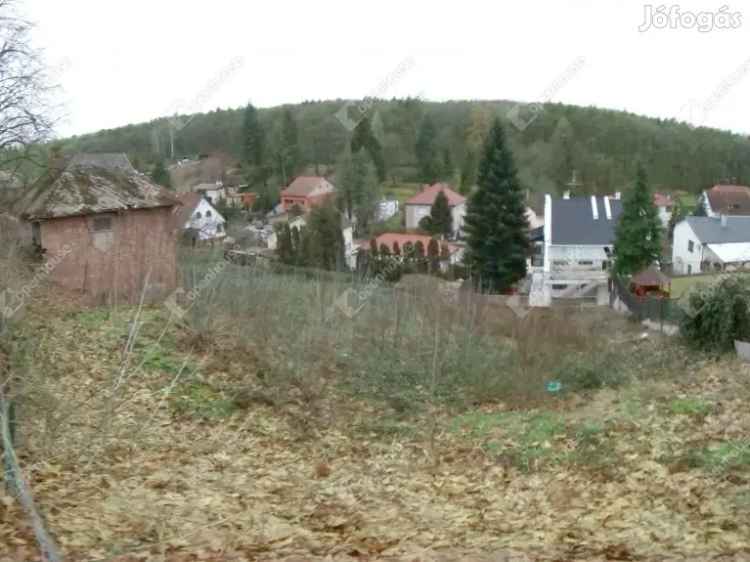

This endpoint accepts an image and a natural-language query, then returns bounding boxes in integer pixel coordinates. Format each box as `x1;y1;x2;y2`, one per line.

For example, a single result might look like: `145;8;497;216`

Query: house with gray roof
530;193;623;306
672;215;750;275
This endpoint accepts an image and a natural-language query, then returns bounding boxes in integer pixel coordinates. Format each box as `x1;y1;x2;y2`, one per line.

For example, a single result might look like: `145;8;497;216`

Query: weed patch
668;398;713;417
171;382;236;419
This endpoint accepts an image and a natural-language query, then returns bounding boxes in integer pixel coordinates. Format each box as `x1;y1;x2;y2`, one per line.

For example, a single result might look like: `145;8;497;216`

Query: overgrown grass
176;249;689;426
683;441;750;473
668;398;713;417
171;382;237;419
450;410;616;472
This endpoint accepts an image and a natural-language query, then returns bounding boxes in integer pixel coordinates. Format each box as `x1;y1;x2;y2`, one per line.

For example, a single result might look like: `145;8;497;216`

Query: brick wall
37;207;177;304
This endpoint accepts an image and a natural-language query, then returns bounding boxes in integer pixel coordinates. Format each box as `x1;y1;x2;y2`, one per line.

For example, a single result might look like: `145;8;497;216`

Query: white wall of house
405;202;465;235
405;204;430;230
342;225;356;270
201;187;226;204
451;203;466;234
525;207;544;229
376;199;399;222
186;198;226;241
657;206;672;228
672;220;703;275
544;245;611;275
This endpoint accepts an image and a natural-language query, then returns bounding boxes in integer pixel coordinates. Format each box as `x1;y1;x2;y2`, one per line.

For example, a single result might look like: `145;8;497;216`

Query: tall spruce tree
419;190;453;238
613;164;662;275
336;148;380;235
242;103;264;167
277;107;299;185
351;116;386;181
305;204;346;271
464;119;529;292
415;115;440;184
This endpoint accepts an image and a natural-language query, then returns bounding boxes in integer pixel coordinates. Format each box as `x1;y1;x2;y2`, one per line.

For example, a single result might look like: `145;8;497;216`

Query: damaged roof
19;153;179;220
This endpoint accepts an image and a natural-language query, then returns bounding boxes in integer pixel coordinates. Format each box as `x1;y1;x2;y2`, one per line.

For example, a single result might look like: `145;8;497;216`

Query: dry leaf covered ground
2;296;750;562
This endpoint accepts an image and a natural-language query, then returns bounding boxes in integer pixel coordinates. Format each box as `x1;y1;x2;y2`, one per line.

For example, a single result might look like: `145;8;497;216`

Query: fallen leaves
3;302;750;561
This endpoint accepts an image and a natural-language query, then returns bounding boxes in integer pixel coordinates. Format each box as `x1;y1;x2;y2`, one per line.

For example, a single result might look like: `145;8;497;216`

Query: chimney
603;196;612;220
563;190;571;200
614;191;622;200
721;214;728;228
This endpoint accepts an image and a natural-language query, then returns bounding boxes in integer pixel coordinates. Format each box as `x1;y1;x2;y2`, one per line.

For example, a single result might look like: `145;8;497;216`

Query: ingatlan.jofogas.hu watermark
639;5;741;32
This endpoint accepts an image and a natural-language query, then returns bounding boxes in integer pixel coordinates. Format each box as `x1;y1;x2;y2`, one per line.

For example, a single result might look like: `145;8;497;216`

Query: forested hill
60;99;750;195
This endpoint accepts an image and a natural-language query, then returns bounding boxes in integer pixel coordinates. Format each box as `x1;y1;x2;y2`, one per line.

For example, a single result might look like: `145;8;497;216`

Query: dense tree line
58;98;750;196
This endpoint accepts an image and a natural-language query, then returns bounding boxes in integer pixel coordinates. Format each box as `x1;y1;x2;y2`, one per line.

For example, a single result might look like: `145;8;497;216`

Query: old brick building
19;153;180;304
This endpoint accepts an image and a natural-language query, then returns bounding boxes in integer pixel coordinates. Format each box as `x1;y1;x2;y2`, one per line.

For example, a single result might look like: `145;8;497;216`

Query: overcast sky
24;0;750;138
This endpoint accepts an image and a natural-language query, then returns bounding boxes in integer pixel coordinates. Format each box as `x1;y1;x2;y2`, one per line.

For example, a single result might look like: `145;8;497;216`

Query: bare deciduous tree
0;0;55;171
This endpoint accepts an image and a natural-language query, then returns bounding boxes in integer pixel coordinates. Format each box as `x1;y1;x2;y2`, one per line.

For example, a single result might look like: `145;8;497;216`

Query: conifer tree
415;115;440;184
464;118;529;292
351;116;386;181
275;223;294;264
305;204;345;271
427;238;440;274
152;160;171;188
242;103;264;167
613;164;662;275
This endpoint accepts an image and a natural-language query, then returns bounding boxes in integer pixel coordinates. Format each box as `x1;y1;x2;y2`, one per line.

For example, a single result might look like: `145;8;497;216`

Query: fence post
660;298;665;332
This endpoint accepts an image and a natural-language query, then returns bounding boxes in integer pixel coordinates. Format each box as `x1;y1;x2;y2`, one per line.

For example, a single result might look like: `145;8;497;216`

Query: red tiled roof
705;184;750;216
281;176;334;197
653;193;674;207
364;232;461;255
405;183;466;207
631;266;670;287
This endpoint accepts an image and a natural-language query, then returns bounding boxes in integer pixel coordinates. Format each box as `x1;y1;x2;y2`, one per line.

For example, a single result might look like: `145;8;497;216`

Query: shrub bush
680;275;750;353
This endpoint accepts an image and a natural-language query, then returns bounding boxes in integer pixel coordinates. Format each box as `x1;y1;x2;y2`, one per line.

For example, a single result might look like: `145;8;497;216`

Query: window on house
688;265;693;274
578;260;593;266
93;216;112;232
552;260;568;266
206;210;212;217
194;211;202;219
217;224;223;233
688;240;694;253
552;284;568;290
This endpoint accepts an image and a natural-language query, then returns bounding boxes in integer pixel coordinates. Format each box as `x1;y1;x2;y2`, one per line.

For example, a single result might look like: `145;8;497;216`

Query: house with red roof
653;192;674;228
404;183;467;236
700;184;750;218
279;176;335;212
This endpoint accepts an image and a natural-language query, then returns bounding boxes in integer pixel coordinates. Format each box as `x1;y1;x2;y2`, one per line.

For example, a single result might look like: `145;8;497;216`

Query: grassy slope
2;288;750;561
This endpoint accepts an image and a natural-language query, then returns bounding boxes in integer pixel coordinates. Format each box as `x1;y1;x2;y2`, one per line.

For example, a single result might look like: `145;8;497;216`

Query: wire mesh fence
611;275;688;326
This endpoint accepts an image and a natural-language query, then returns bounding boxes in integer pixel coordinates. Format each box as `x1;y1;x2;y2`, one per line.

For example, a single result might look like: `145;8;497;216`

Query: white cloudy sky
23;0;750;137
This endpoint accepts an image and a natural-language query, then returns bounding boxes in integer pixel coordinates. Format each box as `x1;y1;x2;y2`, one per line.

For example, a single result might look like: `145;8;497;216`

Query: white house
404;183;466;236
174;192;226;242
530;194;622;306
672;215;750;275
653;193;674;229
194;182;226;204
375;198;399;222
700;184;750;217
